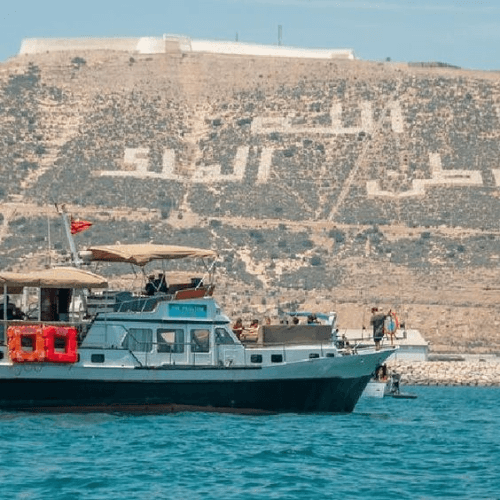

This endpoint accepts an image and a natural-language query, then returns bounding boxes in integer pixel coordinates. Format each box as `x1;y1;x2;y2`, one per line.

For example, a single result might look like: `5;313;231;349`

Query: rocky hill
1;49;500;353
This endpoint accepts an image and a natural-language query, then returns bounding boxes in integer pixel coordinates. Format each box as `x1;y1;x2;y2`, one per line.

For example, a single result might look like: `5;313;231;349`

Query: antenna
47;214;51;267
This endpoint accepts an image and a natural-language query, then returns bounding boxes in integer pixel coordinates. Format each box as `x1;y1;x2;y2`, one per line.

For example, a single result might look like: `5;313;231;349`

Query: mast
58;206;82;267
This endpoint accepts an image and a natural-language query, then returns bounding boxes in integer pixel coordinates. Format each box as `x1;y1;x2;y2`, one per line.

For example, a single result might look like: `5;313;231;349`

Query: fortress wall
19;37;140;55
190;39;354;59
19;35;354;59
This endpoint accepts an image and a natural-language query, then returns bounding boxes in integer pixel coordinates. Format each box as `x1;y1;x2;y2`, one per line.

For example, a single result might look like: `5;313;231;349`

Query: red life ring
7;325;46;363
43;326;78;363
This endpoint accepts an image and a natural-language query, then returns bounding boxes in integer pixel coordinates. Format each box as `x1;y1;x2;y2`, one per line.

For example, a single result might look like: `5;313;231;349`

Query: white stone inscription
93;99;497;198
251;101;401;135
96;146;272;183
366;153;483;198
193;146;248;181
492;169;500;187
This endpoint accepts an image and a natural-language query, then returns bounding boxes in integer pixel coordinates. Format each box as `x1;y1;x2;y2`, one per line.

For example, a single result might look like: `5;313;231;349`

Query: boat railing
90;286;213;316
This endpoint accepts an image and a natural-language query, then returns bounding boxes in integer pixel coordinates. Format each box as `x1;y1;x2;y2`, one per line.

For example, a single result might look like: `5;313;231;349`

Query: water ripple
1;386;500;499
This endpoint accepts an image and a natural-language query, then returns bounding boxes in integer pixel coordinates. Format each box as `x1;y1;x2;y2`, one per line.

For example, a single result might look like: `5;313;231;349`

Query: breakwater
391;357;500;386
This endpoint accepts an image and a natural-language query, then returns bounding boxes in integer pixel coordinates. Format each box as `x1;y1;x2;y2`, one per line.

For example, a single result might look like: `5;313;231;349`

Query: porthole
309;353;320;359
250;354;263;363
91;354;105;363
271;354;283;363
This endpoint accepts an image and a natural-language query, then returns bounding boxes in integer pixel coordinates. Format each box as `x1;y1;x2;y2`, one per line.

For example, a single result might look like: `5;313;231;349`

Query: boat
0;233;395;413
363;364;417;399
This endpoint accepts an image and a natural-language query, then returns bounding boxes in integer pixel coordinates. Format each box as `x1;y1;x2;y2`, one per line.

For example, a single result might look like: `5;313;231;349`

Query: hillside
1;48;500;353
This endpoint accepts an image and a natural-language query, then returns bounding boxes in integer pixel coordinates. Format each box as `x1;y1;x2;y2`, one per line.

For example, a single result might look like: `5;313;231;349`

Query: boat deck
338;328;429;361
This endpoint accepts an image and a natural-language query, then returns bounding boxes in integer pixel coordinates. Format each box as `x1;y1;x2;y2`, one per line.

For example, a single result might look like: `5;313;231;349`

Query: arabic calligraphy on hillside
94;99;498;196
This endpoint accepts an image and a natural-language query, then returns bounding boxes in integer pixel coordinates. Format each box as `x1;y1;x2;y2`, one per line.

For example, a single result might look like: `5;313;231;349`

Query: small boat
363;365;417;399
0;219;395;414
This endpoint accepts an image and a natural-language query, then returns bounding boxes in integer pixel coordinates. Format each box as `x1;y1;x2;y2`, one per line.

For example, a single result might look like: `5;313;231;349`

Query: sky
1;0;499;71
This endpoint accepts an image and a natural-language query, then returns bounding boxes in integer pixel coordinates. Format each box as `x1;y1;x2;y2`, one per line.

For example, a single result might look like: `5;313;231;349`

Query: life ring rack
43;326;78;363
7;325;46;363
7;325;78;364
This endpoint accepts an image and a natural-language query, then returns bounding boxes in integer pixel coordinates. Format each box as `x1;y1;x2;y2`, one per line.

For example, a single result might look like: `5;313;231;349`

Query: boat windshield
114;296;165;313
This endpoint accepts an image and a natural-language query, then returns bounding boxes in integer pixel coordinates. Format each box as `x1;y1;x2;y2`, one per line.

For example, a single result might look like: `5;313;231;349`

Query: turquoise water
1;386;499;499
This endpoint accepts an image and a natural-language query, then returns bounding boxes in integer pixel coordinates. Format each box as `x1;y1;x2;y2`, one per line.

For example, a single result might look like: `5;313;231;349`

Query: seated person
232;318;244;339
145;274;169;295
242;319;259;341
307;314;319;324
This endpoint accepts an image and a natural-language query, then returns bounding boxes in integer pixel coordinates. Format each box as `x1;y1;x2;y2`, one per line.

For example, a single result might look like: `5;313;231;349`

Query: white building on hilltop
19;34;355;60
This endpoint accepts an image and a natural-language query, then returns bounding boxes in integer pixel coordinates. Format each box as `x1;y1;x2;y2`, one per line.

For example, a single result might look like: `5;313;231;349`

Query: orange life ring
43;326;78;363
383;312;399;336
7;325;46;363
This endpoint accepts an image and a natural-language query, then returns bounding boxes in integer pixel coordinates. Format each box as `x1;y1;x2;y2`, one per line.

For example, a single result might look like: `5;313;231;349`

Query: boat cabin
0;245;342;370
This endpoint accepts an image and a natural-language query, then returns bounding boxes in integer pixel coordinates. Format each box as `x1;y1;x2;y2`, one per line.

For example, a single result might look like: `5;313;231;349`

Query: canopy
84;244;217;266
0;267;108;289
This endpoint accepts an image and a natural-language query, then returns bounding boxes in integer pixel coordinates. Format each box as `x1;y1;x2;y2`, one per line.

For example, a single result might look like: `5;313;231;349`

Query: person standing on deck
370;307;386;351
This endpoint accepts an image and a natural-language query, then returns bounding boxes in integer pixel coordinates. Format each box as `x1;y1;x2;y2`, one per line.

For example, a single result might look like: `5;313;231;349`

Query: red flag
70;220;92;234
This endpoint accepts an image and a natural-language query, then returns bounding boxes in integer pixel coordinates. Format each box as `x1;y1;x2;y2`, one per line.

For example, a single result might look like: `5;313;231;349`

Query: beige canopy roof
85;244;217;266
0;267;108;289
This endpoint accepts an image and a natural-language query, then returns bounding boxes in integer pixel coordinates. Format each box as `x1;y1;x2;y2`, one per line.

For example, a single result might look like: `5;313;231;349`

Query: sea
1;386;499;500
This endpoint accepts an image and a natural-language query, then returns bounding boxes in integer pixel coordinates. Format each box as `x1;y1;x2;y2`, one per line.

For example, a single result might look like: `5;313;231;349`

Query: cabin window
309;353;320;359
191;329;210;353
250;354;262;363
215;328;235;345
157;328;184;353
271;354;283;363
122;328;153;352
91;354;105;363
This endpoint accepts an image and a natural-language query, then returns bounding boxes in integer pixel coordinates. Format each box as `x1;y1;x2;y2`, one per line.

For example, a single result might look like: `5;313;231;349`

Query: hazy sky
1;0;499;70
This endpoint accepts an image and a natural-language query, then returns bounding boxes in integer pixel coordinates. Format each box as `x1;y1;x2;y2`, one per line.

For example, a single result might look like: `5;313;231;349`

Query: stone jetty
390;357;500;387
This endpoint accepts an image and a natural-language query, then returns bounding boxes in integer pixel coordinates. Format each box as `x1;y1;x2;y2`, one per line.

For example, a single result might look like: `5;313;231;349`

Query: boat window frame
122;327;154;353
214;327;236;345
190;328;211;353
156;327;185;354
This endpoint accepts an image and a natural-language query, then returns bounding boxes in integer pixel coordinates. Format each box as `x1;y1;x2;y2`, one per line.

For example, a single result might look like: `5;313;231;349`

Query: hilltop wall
1;50;500;352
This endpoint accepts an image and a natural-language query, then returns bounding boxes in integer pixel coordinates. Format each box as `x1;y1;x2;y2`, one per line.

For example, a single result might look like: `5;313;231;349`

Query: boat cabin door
40;288;72;322
153;326;188;365
214;327;239;367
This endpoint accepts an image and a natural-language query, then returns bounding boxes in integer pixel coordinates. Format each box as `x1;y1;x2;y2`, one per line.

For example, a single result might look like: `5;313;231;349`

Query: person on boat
370;307;386;351
145;273;168;295
307;314;319;324
242;319;260;342
232;318;244;339
145;275;156;296
376;364;388;381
